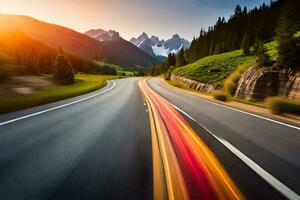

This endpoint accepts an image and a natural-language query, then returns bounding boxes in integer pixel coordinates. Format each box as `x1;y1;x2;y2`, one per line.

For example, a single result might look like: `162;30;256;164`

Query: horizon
0;0;270;41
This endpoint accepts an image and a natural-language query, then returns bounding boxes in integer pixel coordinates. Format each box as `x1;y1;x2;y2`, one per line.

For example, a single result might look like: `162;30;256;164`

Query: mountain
85;29;120;42
130;33;190;60
85;29;159;70
0;14;157;70
0;14;104;60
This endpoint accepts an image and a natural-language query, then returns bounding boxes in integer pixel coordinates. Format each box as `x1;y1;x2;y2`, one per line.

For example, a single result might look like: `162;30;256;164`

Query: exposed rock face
171;74;214;93
288;73;300;100
235;66;300;100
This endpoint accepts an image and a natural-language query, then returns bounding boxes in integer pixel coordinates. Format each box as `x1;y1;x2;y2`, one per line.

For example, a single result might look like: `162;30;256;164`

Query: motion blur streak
145;97;168;200
143;86;189;200
139;79;245;200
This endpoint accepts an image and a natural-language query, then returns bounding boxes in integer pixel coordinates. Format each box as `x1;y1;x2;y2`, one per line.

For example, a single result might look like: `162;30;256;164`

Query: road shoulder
160;78;300;127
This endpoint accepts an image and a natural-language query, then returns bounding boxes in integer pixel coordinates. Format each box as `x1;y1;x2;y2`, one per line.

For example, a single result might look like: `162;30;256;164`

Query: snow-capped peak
129;33;190;59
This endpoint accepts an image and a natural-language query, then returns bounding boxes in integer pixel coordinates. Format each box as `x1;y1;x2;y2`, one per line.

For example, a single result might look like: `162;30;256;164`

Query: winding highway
0;77;299;200
0;78;152;200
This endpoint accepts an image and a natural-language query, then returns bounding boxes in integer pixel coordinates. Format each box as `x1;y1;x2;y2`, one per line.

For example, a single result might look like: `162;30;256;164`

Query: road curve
1;76;299;200
147;78;300;200
0;78;152;200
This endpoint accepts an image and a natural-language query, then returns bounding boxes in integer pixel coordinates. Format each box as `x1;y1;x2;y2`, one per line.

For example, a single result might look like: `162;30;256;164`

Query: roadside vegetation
212;91;228;102
0;74;121;114
223;62;251;95
0;38;127;113
0;31;140;113
266;97;300;115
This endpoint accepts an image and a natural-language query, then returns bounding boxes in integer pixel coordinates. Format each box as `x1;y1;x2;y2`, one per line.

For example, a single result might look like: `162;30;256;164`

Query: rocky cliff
235;66;300;100
170;74;214;93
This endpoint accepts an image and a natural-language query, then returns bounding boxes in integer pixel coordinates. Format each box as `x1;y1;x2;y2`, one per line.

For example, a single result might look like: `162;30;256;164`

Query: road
146;78;300;200
0;78;152;200
0;77;299;200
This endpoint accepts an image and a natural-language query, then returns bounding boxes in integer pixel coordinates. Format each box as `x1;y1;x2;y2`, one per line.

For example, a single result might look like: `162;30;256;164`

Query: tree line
152;0;300;76
0;30;117;83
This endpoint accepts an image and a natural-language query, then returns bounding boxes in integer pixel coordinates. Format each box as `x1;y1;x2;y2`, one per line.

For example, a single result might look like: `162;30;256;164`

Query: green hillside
172;35;285;88
173;50;255;86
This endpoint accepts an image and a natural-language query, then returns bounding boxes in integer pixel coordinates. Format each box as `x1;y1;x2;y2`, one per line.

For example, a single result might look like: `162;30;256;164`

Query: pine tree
54;47;75;84
276;0;300;67
234;5;243;18
241;33;251;55
176;48;187;67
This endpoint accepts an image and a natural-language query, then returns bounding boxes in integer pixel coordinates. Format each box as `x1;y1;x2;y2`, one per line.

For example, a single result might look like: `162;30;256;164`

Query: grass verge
0;74;121;114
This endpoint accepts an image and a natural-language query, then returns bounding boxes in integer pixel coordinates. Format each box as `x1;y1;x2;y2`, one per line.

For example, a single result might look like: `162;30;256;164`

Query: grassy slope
172;37;282;88
0;74;120;114
173;50;255;87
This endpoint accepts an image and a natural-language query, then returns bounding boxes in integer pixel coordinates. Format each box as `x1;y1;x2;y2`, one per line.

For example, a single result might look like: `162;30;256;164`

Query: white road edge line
161;80;300;130
0;81;116;126
170;103;300;200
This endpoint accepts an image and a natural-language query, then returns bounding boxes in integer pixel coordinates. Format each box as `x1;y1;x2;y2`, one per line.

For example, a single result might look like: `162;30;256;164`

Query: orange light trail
139;79;245;200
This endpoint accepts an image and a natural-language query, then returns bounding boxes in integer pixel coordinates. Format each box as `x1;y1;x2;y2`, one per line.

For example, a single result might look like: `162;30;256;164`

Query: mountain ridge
0;14;158;70
130;33;190;60
85;28;159;69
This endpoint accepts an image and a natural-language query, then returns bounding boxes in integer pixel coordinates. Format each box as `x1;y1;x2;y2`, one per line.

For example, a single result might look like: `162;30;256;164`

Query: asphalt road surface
147;78;300;200
0;77;299;200
0;78;152;200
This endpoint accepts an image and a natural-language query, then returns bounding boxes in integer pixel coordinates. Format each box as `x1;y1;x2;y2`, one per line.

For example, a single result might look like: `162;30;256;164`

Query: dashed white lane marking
0;81;116;126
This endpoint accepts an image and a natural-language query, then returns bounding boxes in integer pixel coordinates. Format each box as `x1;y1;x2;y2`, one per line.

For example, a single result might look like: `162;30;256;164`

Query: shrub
54;49;75;85
223;79;236;95
213;91;228;102
223;63;250;95
266;97;300;115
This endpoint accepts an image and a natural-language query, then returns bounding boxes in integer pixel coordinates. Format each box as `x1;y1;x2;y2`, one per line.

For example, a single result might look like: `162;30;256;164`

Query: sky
0;0;269;41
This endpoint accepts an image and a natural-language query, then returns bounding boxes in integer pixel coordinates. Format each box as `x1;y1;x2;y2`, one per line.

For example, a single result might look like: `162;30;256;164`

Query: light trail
139;79;245;200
